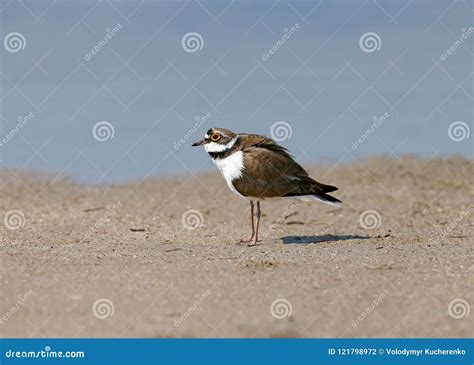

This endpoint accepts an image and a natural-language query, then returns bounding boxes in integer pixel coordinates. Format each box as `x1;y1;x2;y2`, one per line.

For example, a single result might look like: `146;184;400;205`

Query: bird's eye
211;133;220;141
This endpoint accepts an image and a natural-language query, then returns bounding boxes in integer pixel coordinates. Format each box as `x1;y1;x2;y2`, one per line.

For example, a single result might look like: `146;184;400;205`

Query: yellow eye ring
211;133;220;141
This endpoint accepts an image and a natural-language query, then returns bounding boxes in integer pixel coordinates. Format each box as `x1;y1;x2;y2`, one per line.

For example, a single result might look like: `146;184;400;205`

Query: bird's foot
237;238;259;246
238;237;254;244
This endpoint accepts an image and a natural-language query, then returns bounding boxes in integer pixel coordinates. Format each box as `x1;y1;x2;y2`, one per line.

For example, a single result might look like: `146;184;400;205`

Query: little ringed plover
192;127;341;246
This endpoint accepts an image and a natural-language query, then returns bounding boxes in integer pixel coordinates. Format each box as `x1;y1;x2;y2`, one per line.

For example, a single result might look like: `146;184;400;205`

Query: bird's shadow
281;234;370;244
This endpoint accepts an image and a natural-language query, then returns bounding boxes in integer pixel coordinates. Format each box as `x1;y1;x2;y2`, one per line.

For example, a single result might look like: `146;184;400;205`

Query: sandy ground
0;156;472;338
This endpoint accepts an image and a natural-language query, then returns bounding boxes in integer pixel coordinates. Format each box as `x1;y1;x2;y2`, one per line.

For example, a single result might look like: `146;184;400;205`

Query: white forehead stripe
204;136;237;153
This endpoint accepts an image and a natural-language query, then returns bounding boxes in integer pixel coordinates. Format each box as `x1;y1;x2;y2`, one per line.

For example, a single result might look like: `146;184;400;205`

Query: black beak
192;139;206;146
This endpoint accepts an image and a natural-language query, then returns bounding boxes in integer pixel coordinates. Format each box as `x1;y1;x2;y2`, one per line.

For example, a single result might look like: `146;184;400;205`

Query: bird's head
192;128;238;153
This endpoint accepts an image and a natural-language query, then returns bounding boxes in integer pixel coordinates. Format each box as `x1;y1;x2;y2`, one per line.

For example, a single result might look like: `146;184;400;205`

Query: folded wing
233;135;338;199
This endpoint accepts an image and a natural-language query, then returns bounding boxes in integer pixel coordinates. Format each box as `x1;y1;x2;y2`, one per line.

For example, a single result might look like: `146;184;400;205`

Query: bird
192;127;341;246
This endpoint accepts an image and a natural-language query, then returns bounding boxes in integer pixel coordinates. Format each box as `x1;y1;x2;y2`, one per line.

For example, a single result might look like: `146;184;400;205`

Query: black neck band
208;150;232;159
208;137;239;160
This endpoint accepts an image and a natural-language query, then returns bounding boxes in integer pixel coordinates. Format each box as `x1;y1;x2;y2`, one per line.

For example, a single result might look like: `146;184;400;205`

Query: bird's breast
213;151;246;198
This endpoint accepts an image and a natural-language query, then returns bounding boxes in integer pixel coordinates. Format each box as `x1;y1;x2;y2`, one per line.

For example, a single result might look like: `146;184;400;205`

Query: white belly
213;151;245;199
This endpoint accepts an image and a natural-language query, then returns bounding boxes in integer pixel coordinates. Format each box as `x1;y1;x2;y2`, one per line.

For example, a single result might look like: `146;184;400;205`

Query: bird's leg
239;200;255;244
248;201;261;246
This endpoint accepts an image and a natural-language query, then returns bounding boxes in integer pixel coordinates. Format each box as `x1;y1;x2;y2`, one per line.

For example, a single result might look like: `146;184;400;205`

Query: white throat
204;137;238;153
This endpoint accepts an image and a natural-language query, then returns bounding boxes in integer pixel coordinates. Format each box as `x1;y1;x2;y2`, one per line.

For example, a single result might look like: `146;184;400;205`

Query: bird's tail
295;193;342;208
284;179;342;207
311;193;342;207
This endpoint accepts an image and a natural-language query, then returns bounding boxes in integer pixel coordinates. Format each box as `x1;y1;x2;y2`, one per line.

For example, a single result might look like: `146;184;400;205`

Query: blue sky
0;0;472;182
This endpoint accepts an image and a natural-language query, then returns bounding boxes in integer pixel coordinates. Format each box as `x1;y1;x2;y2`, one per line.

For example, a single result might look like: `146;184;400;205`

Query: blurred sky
0;0;472;183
